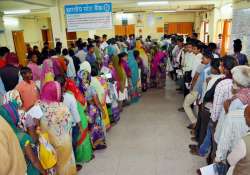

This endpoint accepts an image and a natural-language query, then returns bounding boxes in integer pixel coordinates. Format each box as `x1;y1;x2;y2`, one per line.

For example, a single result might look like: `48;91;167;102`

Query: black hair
54;75;66;87
62;48;68;56
222;55;238;71
118;52;128;59
49;49;57;57
33;45;39;50
56;41;62;48
208;42;217;51
133;50;140;57
44;41;49;46
78;43;84;50
102;34;107;39
55;47;61;55
0;47;10;57
192;32;198;38
20;67;32;76
68;49;75;57
193;42;203;51
91;65;99;76
203;49;214;59
177;37;184;43
233;39;242;53
210;58;220;72
87;44;94;51
27;52;36;60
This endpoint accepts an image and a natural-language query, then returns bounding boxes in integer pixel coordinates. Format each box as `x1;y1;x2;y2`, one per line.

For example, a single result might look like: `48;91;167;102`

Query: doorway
12;31;27;66
114;24;135;36
41;29;54;48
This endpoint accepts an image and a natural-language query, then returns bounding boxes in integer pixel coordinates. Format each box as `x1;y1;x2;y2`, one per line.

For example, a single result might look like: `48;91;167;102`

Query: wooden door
66;29;77;47
221;20;232;56
126;24;135;36
115;25;135;36
167;22;193;35
41;29;54;48
168;23;178;34
115;25;126;36
12;31;27;66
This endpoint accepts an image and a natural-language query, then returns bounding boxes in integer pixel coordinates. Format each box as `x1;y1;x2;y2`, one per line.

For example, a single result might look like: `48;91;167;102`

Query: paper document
27;104;43;119
200;164;217;175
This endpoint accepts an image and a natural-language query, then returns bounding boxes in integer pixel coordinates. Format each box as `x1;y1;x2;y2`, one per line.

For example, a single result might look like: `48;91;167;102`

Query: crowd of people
171;34;250;175
0;31;249;175
0;33;170;175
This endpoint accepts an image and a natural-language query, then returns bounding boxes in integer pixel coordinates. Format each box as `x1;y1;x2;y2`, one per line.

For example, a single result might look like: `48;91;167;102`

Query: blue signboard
64;3;113;31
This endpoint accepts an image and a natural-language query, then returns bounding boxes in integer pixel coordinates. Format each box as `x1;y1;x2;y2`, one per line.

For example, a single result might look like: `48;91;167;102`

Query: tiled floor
79;80;205;175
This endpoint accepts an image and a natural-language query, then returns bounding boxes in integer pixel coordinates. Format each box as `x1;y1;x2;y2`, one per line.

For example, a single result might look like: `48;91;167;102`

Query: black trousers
183;71;192;97
195;105;211;147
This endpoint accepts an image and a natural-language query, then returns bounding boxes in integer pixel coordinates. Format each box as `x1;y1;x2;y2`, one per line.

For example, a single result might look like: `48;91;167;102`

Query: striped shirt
211;78;233;122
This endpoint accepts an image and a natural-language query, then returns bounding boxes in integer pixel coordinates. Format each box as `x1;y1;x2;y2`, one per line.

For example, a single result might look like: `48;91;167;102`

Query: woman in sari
101;58;120;124
135;39;149;70
40;59;55;88
77;61;107;150
91;70;111;130
0;101;46;175
112;53;128;111
0;117;27;175
127;50;140;103
65;79;93;163
40;81;76;175
151;50;167;88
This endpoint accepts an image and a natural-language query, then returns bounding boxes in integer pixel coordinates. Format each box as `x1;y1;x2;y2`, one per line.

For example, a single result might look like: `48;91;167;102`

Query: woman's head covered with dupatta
77;61;92;93
40;81;61;103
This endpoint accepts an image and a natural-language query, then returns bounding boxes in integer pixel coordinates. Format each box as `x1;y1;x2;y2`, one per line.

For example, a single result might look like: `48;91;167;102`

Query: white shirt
215;107;249;161
75;50;87;63
63;92;81;126
65;55;76;78
191;53;203;78
183;52;194;72
100;41;108;51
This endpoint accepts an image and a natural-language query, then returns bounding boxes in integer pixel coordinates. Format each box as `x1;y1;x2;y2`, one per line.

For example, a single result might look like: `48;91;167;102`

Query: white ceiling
0;0;232;17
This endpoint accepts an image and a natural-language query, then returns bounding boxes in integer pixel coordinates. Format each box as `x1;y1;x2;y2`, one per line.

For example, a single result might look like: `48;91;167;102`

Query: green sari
0;102;40;175
112;55;127;92
75;102;93;163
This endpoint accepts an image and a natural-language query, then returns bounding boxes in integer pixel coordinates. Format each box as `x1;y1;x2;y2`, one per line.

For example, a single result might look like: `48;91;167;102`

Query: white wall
0;16;50;51
75;12;196;39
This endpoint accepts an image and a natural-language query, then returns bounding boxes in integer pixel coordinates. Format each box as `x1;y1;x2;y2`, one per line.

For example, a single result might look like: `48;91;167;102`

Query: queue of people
0;32;249;175
0;34;170;175
171;34;250;175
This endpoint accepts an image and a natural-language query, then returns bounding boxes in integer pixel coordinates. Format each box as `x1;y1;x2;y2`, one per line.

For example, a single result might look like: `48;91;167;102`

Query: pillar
49;6;67;48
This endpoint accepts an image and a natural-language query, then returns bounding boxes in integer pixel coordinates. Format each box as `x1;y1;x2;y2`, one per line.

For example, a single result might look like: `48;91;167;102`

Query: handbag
38;132;57;170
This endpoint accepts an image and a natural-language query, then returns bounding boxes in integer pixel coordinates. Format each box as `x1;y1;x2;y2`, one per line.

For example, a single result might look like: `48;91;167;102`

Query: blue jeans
199;121;213;156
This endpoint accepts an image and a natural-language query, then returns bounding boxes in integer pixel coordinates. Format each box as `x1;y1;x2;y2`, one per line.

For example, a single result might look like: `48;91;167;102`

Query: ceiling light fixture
4;9;31;15
137;1;169;6
154;10;176;13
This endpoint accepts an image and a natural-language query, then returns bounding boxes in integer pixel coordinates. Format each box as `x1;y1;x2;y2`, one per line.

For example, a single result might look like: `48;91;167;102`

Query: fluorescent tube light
137;1;169;6
4;9;31;15
154;10;176;13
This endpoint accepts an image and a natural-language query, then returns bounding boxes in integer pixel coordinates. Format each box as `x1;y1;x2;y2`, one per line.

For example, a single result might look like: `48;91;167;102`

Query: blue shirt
86;53;96;66
196;64;210;96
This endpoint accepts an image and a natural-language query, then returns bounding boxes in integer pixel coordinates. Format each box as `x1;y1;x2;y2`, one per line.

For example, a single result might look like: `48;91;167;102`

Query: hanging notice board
231;8;250;56
64;3;112;32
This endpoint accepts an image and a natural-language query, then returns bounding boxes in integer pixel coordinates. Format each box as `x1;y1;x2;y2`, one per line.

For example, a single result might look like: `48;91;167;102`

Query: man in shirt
86;44;97;67
227;105;250;175
75;43;87;63
182;43;204;128
62;48;76;79
0;47;9;68
182;42;194;97
100;34;108;51
15;67;39;111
